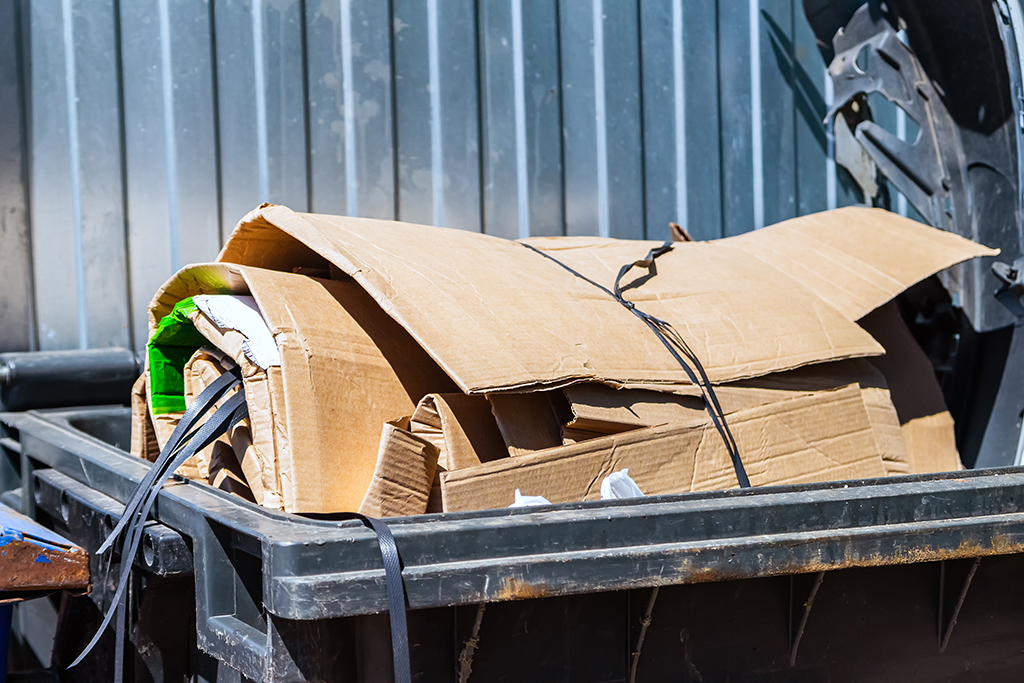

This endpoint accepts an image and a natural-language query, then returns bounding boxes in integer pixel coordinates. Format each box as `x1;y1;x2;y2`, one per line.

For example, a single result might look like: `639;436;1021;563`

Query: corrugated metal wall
1;0;890;354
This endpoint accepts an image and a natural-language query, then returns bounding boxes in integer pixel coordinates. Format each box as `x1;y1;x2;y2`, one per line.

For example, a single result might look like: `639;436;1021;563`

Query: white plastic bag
509;489;552;508
600;468;645;500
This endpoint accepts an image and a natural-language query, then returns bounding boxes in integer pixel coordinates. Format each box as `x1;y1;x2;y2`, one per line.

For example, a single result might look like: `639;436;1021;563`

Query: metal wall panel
9;0;848;352
0;1;32;352
121;0;220;350
28;0;130;351
479;0;564;239
305;0;395;218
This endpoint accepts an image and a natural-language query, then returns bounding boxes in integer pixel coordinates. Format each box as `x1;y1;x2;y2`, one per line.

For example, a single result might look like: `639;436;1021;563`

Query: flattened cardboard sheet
217;205;993;393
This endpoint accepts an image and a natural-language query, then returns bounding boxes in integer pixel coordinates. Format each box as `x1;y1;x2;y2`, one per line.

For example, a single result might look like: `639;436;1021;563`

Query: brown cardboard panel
858;302;961;472
902;412;961;473
130;374;159;463
563;384;707;433
568;361;910;476
441;385;886;512
216;205;995;392
410;394;507;470
724;207;998;320
861;385;911;476
359;420;439;518
488;392;564;456
145;262;457;514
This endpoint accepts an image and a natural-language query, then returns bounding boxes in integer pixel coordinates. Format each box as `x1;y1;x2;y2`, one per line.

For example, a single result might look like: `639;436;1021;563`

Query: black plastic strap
333;513;410;683
522;241;750;489
613;243;749;488
98;368;242;555
71;387;249;678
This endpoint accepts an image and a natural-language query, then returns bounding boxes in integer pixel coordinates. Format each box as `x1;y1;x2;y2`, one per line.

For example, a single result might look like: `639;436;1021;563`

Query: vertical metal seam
157;0;180;271
111;0;134;351
592;0;609;238
511;0;529;239
825;72;836;211
206;0;225;245
714;0;725;239
554;0;567;236
473;0;487;233
634;0;647;239
340;0;358;216
672;0;687;233
896;106;907;216
387;0;400;221
15;0;39;350
299;0;313;213
749;0;763;229
427;0;444;227
252;0;269;202
789;3;798;216
60;0;87;349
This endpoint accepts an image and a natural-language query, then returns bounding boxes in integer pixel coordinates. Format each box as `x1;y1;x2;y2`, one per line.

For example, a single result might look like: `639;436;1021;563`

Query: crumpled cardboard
138;262;456;513
217;205;994;393
131;204;992;516
441;384;886;511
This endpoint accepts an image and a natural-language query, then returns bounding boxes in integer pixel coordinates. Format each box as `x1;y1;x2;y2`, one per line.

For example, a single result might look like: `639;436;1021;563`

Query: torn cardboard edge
440;384;886;513
138;261;458;514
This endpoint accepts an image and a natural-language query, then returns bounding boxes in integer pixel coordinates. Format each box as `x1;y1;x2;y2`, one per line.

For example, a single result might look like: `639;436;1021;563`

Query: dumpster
5;405;1024;681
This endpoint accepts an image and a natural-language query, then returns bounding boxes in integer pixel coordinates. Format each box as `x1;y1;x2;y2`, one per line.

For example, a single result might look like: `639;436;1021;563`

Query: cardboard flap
218;205;990;392
217;206;895;390
359;421;440;518
723;207;997;321
564;384;707;433
411;393;507;470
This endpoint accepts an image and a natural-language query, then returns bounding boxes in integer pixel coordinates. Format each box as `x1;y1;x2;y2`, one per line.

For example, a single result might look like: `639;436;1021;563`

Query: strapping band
522;241;750;489
72;367;412;683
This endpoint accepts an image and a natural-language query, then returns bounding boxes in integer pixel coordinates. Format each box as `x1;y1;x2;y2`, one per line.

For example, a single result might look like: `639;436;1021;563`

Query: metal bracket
789;571;825;667
992;257;1024;316
938;557;982;652
826;4;969;235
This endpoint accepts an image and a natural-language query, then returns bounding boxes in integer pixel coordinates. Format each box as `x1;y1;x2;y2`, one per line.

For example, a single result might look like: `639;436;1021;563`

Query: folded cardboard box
131;205;991;515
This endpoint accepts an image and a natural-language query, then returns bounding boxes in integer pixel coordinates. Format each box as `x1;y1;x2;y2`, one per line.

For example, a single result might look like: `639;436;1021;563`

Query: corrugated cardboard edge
130;374;160;463
359;420;439;518
440;385;886;512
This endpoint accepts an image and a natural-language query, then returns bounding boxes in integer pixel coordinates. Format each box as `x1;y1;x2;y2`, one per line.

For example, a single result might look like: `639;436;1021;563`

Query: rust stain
491;576;553;602
661;535;1024;588
0;540;90;593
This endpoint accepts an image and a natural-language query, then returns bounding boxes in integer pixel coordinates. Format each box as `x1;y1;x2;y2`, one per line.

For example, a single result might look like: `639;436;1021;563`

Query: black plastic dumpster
4;405;1024;682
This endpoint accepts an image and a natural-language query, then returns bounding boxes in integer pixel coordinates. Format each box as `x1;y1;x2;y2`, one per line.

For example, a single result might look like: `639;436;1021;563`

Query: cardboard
488;392;567;456
565;360;910;476
133;205;990;516
858;302;961;473
359;393;507;517
359;419;439;518
440;385;887;512
217;205;993;393
138;262;457;513
129;374;159;464
182;347;263;503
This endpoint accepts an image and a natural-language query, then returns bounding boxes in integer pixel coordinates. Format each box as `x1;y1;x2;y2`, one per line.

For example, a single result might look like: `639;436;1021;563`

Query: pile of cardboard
130;205;994;516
